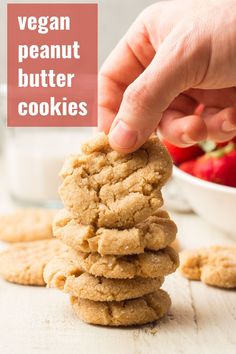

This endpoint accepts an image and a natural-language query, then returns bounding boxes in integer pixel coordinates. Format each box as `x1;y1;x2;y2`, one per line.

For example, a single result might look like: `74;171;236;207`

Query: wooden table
0;167;235;354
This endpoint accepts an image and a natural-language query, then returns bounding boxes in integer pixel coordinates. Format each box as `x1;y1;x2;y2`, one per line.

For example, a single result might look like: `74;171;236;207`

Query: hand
98;0;236;153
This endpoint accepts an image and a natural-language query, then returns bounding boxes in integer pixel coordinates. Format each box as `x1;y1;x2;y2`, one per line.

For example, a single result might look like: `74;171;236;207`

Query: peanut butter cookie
171;238;180;252
75;246;179;279
0;208;56;243
44;252;164;301
180;246;236;288
59;133;172;228
0;239;67;286
70;289;171;326
53;209;177;255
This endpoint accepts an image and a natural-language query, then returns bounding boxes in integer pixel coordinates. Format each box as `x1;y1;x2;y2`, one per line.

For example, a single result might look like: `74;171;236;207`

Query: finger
98;15;156;134
109;23;208;152
166;93;199;116
187;87;236;108
202;107;236;141
159;110;207;147
98;73;127;133
157;93;202;145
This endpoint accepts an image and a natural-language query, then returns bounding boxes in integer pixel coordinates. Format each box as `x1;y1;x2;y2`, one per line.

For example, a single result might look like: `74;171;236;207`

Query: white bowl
173;166;236;236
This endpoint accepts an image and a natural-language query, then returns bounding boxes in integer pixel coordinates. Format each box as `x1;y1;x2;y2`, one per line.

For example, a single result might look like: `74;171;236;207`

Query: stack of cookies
44;133;179;326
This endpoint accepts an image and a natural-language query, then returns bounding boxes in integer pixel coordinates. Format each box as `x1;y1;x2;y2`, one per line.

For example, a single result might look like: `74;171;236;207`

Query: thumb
109;24;206;152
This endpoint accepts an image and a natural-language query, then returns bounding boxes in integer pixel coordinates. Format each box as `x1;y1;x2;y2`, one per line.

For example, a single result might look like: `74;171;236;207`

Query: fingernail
109;120;138;149
221;121;236;132
181;133;196;144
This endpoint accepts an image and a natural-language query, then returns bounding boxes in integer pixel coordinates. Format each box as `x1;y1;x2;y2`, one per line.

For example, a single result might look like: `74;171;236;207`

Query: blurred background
0;0;159;208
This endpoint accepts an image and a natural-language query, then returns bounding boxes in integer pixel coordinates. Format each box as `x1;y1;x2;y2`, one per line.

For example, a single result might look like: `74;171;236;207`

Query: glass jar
0;84;7;154
5;127;93;207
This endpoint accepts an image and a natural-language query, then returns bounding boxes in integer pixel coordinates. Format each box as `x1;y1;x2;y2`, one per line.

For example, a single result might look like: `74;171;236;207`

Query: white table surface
0;161;235;354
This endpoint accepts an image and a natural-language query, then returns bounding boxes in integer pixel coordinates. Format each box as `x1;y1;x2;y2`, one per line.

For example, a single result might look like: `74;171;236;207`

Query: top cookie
59;133;172;228
0;209;56;243
180;246;236;288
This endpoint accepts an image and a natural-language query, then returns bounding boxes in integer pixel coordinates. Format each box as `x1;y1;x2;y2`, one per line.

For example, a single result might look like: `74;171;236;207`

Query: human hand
99;0;236;153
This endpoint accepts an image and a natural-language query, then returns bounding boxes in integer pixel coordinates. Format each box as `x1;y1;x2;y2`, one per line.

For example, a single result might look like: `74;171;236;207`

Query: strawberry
179;160;196;176
192;143;236;187
162;139;204;165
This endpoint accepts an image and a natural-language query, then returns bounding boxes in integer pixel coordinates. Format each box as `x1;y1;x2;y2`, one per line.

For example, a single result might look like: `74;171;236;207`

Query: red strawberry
179;160;196;176
162;139;204;165
194;143;236;188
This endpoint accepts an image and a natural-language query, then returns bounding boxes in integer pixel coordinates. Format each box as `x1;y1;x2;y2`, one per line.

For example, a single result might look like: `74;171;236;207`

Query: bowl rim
173;165;236;194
